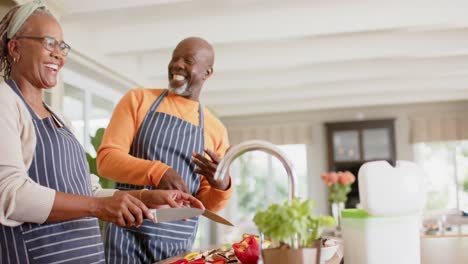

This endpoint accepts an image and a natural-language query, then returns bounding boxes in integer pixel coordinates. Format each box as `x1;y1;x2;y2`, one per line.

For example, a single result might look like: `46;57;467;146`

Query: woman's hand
140;189;205;210
92;191;153;228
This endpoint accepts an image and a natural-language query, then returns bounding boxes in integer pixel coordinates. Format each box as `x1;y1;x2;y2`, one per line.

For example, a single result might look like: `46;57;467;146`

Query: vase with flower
320;171;356;232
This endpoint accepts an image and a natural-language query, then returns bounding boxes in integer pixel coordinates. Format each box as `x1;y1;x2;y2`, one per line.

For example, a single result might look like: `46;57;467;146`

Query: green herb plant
85;128;114;233
253;198;336;248
463;177;468;193
86;128;114;189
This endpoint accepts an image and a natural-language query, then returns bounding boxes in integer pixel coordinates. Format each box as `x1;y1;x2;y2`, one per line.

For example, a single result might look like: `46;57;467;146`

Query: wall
221;100;468;214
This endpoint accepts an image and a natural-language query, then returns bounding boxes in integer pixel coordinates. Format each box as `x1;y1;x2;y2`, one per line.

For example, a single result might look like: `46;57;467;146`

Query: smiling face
167;37;214;101
8;13;66;89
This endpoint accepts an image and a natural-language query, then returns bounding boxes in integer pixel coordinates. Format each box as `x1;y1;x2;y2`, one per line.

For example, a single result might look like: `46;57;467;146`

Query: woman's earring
13;57;17;63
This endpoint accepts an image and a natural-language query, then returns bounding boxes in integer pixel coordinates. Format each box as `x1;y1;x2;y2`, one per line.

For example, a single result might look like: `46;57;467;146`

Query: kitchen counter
156;234;466;264
421;234;468;264
155;243;344;264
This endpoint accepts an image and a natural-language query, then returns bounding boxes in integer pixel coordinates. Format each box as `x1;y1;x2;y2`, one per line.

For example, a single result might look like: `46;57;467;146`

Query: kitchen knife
202;210;234;226
149;208;204;223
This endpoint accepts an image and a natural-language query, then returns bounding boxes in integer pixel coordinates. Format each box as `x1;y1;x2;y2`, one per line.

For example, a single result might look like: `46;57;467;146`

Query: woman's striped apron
104;90;204;263
0;80;105;264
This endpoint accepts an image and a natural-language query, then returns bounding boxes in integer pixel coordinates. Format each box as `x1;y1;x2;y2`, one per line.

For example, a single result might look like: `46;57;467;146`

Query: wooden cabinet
325;119;396;208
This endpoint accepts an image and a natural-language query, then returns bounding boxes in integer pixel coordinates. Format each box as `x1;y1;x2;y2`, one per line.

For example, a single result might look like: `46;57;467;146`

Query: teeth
173;74;185;81
45;64;58;70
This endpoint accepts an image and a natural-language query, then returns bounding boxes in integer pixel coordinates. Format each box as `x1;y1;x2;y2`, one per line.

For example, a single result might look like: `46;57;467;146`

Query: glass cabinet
326;119;396;207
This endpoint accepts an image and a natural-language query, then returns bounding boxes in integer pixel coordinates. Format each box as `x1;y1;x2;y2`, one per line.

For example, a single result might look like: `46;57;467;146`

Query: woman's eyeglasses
15;35;71;56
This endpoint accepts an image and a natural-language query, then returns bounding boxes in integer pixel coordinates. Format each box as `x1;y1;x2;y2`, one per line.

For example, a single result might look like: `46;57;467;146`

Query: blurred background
3;0;468;249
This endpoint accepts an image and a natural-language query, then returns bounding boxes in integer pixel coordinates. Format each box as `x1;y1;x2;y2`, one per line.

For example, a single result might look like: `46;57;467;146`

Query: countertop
155;243;344;264
421;234;468;264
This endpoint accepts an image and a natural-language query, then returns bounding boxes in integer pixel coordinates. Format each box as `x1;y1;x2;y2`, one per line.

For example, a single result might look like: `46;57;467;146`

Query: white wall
221;100;468;214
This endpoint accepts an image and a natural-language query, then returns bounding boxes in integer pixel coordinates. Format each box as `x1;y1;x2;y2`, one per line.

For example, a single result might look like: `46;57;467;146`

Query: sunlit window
88;95;114;155
63;84;85;145
62;83;115;154
193;144;308;249
413;141;468;214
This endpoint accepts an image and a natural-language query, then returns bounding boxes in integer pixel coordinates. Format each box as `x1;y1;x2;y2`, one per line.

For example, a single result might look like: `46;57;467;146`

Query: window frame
194;144;309;249
61;68;121;152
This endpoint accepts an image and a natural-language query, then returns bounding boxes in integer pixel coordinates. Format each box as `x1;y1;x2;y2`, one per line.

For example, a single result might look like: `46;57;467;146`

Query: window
326;119;396;208
333;130;360;161
62;82;117;154
63;84;85;145
192;144;308;249
61;68;121;153
413;141;468;214
88;96;114;155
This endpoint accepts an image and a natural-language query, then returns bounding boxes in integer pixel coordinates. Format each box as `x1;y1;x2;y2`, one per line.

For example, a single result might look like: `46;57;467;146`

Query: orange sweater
97;88;232;212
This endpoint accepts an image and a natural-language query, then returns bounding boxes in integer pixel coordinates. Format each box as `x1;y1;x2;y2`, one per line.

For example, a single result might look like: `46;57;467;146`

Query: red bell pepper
189;259;206;264
232;236;259;264
170;259;189;264
209;259;226;264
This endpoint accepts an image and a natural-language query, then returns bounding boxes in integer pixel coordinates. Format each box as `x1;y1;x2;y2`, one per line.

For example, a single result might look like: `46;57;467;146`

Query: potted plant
85;128;114;189
321;171;356;229
85;128;115;233
253;198;336;264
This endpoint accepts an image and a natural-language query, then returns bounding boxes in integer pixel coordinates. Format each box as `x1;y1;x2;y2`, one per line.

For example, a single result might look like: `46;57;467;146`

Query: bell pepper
189;259;206;264
184;252;201;260
209;259;226;264
170;259;188;264
232;235;259;264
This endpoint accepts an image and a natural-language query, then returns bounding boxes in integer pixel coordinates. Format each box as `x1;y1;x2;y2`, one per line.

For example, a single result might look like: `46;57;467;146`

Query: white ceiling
54;0;468;117
61;0;191;14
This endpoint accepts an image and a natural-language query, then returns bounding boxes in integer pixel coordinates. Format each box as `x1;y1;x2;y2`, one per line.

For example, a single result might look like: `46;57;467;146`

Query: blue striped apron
104;90;204;263
0;80;105;264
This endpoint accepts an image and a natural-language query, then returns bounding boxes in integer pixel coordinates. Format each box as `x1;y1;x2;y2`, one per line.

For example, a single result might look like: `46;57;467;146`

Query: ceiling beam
201;75;468;105
109;27;468;57
138;28;468;80
62;0;468;55
209;90;468;117
61;0;191;15
148;55;468;91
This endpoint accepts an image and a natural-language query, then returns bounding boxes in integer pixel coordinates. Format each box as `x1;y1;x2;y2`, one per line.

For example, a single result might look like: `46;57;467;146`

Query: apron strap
150;89;205;129
6;79;40;121
43;103;67;129
198;103;204;129
149;89;169;112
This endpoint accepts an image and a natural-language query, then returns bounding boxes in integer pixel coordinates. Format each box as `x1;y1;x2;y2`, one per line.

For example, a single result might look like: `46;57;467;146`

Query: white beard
168;82;191;97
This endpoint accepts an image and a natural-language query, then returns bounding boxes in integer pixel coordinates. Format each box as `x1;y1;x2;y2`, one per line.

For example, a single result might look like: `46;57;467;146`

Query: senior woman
0;1;203;263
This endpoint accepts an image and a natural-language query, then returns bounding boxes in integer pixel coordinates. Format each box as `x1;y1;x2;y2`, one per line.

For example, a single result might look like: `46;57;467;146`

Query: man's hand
158;168;189;192
141;190;205;210
93;191;153;228
192;148;230;191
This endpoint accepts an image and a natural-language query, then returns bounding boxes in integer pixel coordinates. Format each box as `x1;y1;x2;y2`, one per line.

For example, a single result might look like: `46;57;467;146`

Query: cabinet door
326;119;396;208
362;128;392;160
332;130;361;162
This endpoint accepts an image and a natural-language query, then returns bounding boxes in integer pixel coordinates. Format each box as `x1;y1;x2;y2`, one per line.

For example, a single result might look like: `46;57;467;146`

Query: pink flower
329;172;338;184
321;172;340;186
339;171;356;185
337;172;346;184
348;171;356;184
322;171;356;203
320;173;328;181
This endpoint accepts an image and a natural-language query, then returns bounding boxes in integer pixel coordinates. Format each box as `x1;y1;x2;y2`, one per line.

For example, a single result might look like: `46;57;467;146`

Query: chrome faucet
213;140;297;201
